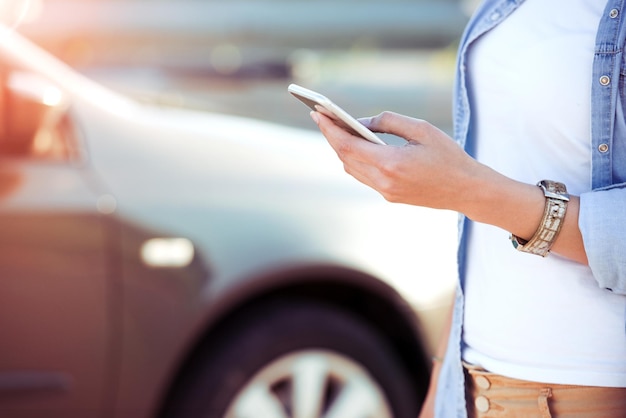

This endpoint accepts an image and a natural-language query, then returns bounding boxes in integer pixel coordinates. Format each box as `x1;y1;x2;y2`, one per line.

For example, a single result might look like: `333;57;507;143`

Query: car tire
163;300;421;418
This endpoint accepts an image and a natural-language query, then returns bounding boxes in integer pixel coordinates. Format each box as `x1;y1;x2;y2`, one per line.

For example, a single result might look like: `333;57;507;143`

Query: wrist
455;167;545;239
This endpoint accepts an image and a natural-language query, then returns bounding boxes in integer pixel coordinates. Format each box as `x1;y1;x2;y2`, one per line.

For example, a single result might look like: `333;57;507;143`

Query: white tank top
462;0;626;387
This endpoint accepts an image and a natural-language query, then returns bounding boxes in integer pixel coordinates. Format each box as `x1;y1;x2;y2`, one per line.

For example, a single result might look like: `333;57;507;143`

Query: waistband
463;363;626;418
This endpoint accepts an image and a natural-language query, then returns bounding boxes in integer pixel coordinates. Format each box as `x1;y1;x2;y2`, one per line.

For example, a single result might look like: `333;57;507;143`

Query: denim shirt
435;1;626;416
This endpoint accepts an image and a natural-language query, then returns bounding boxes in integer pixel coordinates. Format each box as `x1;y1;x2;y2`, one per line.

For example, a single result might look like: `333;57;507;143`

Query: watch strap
510;180;569;257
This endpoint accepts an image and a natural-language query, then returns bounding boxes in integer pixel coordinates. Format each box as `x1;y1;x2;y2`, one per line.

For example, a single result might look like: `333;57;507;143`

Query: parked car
0;26;457;418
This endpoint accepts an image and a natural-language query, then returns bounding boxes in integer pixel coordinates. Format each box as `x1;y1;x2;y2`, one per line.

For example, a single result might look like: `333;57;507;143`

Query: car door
0;64;115;417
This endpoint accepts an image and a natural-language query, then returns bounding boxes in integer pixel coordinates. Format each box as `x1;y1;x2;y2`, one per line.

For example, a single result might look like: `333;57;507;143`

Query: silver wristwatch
510;180;569;257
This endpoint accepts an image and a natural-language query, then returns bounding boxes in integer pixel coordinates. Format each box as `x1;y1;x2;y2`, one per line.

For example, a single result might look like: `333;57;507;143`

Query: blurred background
0;2;483;416
12;0;480;138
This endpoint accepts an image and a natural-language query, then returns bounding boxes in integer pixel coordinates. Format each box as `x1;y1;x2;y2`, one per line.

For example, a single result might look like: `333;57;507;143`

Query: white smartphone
288;83;386;145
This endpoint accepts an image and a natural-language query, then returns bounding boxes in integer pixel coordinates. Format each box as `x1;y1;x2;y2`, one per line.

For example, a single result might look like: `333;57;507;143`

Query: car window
0;61;80;162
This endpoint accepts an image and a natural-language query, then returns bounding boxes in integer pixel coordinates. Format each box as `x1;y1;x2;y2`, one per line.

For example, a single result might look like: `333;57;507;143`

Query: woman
311;0;626;416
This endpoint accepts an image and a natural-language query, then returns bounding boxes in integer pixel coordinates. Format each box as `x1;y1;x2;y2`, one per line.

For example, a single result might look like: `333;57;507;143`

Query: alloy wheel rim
224;349;393;418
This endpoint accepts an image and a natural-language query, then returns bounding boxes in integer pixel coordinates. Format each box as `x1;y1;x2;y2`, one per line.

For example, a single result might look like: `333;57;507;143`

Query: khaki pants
464;363;626;418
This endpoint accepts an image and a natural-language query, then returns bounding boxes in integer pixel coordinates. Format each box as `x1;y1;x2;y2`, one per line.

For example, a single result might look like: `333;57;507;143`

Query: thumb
359;112;429;144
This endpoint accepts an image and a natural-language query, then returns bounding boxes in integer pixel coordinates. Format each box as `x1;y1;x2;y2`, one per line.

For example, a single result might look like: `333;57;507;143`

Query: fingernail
310;111;320;124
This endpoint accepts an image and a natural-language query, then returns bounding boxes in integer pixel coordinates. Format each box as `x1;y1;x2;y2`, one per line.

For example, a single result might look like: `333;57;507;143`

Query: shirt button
475;396;490;412
610;9;620;18
598;143;609;153
600;75;611;86
475;375;491;390
490;12;501;21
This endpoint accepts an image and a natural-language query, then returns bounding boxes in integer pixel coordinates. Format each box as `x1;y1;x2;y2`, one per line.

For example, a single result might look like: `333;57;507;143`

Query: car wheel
164;300;421;418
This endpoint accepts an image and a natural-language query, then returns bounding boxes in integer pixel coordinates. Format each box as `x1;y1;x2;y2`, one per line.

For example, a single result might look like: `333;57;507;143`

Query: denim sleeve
579;184;626;294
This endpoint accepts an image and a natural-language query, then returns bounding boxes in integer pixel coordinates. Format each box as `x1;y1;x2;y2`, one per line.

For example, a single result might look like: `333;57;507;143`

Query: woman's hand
311;110;588;264
312;110;483;211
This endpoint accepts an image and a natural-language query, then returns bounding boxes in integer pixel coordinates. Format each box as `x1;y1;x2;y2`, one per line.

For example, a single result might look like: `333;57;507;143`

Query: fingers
311;111;380;163
311;110;389;188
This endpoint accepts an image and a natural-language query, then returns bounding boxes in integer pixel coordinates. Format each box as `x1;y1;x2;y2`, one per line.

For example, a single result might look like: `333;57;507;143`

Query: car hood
77;99;375;208
75;100;455;304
